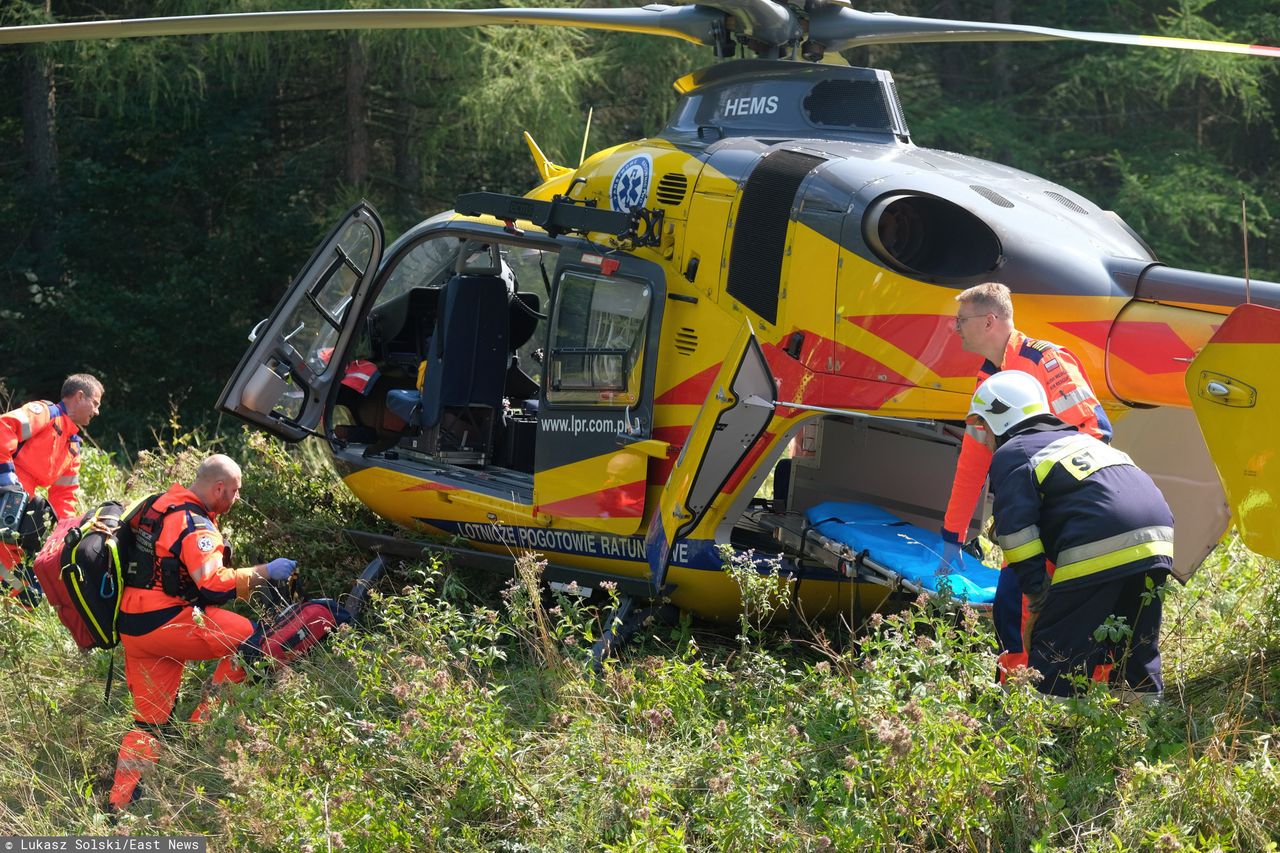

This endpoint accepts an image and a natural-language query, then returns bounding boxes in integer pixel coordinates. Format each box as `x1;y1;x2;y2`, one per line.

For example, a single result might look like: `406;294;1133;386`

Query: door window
281;219;376;380
547;272;651;405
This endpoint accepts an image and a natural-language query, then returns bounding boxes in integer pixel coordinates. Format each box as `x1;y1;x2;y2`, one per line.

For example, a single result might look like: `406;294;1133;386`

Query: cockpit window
376;236;459;308
547;272;650;405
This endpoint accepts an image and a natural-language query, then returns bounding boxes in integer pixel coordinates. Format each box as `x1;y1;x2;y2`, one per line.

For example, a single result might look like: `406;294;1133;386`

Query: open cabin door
1186;303;1280;559
218;203;384;441
645;323;776;594
533;257;664;535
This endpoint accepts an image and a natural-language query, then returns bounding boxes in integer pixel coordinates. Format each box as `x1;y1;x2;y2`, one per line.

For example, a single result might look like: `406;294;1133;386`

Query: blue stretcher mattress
804;501;1000;606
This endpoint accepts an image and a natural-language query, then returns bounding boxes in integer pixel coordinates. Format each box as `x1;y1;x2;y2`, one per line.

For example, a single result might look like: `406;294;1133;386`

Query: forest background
2;0;1279;448
2;2;1280;846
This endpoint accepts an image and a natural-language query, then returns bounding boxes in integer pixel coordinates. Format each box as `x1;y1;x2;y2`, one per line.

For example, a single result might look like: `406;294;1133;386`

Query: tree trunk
344;34;370;187
991;0;1012;99
392;56;421;219
20;0;59;280
935;0;967;98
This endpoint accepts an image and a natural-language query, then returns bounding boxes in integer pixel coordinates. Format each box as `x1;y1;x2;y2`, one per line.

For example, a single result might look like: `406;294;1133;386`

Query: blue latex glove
937;541;964;574
266;558;297;582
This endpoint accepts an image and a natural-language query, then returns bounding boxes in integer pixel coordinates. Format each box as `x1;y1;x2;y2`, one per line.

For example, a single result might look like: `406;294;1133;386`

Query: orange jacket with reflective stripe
942;330;1112;543
120;484;266;620
0;400;82;519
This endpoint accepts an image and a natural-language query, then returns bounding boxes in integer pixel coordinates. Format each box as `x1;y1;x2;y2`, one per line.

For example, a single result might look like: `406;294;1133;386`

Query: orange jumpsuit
943;330;1112;544
0;400;81;577
942;331;1112;674
109;484;267;810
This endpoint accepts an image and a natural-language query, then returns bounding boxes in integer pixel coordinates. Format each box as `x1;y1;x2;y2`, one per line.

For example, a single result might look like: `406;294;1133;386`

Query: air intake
1045;191;1089;215
970;185;1014;209
674;327;698;355
865;193;1003;281
655;174;689;207
803;79;893;130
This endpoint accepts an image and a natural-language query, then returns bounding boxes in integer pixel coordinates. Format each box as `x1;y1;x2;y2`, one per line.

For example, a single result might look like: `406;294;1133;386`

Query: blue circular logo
610;154;652;213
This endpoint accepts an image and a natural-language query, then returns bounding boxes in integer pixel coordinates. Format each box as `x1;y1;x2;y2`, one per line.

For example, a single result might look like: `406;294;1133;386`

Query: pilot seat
386;272;510;463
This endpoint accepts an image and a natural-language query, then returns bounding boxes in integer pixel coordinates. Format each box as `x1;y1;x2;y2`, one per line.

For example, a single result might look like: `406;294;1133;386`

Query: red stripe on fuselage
843;314;983;378
536;479;646;518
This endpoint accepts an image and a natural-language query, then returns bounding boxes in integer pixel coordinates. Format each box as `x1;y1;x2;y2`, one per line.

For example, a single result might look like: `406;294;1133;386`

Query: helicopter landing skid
590;596;680;668
342;528;673;603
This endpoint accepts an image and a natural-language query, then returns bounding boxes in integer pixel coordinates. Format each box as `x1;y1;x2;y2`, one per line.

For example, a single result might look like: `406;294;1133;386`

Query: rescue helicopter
4;3;1280;632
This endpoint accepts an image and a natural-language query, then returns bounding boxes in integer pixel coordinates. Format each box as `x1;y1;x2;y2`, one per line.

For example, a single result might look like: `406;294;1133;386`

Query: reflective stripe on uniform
1052;526;1175;584
189;557;222;584
1030;435;1092;482
1031;434;1133;484
53;473;78;487
998;524;1044;562
11;409;32;441
1051;387;1091;415
114;756;157;773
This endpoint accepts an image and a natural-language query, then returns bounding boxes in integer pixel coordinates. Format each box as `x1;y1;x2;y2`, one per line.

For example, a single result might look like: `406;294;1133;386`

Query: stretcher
748;500;1000;607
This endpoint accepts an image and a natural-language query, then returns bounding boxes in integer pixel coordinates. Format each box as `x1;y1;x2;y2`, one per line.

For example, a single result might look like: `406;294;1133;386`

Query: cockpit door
645;322;776;594
533;258;662;536
218;203;383;441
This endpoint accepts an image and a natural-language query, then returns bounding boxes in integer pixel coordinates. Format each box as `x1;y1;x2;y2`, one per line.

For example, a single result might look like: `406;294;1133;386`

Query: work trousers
1027;569;1168;698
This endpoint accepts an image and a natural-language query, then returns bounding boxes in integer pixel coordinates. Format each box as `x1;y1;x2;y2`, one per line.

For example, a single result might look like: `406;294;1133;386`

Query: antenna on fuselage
1242;192;1252;304
579;106;594;167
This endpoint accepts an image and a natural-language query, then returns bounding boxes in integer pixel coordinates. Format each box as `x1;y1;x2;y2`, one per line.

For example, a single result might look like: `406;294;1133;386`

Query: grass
1;430;1279;850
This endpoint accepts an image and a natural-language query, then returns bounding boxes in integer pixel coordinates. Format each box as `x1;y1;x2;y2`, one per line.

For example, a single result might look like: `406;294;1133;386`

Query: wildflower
563;634;578;647
874;715;913;757
786;724;801;738
814;660;831;675
566;581;579;595
1005;664;1044;687
713;719;728;737
842;752;858;770
600;580;617;591
707;774;733;795
915;635;935;651
842;775;855;794
903;698;923;723
430;670;450;690
868;612;884;628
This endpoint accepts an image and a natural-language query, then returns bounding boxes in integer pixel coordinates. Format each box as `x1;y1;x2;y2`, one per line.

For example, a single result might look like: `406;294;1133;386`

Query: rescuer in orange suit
0;373;103;601
943;282;1112;674
109;454;296;811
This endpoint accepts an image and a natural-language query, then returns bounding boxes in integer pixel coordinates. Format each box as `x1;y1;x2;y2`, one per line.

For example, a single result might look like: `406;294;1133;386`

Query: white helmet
968;370;1050;436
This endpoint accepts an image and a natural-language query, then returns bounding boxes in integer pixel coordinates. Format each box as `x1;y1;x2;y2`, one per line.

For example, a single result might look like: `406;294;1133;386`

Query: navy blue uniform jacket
989;420;1174;599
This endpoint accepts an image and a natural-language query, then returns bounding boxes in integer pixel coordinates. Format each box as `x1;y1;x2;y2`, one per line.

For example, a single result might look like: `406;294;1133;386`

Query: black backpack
34;499;141;650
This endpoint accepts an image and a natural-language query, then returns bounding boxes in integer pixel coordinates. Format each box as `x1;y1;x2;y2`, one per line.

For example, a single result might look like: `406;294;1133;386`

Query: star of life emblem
610;154;652;213
197;534;216;553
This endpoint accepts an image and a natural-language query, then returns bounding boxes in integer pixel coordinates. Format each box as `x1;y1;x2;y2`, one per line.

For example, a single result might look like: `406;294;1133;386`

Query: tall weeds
1;431;1278;849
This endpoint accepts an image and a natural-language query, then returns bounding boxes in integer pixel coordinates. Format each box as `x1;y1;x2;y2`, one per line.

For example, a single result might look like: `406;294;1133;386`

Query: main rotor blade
0;5;724;47
808;8;1280;58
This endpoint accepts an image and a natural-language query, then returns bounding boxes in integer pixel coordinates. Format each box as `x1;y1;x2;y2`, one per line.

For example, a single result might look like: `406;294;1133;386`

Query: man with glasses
943;283;1112;676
